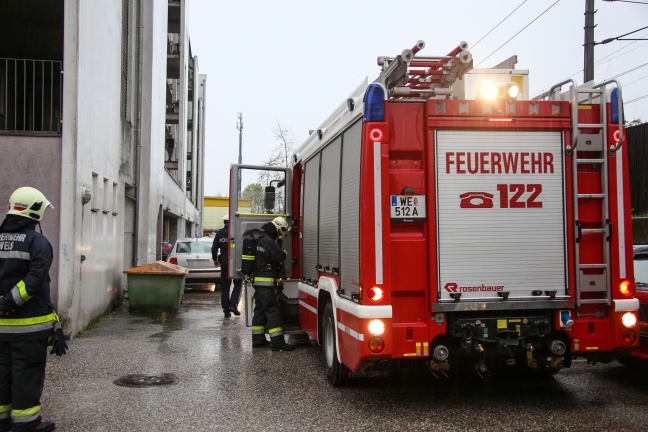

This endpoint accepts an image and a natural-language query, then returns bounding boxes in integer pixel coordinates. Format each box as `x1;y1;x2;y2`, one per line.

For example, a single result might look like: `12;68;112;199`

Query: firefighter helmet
7;187;53;221
272;216;290;238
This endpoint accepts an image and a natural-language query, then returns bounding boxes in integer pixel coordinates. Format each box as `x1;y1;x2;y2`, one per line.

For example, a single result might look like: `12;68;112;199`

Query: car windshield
176;241;212;254
635;255;648;291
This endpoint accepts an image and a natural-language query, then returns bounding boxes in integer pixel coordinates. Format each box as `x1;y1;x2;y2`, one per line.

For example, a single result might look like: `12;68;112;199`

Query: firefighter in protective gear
251;217;294;351
0;187;59;432
211;214;242;318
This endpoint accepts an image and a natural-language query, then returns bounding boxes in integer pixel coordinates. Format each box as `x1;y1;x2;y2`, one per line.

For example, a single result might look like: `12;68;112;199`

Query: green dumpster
123;260;189;312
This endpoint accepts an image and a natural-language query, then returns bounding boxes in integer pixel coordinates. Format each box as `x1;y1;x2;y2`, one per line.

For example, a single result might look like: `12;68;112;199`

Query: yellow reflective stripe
13;405;40;418
255;277;274;282
268;327;282;334
251;326;265;331
0;312;57;327
16;280;32;302
242;255;255;261
0;404;11;413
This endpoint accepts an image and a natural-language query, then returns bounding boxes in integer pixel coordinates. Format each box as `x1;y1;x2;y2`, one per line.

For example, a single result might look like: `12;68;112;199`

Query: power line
476;0;562;67
596;39;648;64
624;74;648;86
535;35;648;96
608;62;648;79
594;25;648;45
603;0;648;4
626;94;648;104
472;0;529;49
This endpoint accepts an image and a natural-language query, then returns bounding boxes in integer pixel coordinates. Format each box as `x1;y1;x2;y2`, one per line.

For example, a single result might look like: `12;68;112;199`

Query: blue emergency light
611;88;623;124
364;83;385;122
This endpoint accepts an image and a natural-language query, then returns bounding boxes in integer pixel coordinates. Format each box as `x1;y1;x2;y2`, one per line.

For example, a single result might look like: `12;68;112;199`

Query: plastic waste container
123;260;189;311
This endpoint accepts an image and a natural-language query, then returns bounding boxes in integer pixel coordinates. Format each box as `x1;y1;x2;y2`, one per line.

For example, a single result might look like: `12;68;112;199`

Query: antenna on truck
376;40;473;100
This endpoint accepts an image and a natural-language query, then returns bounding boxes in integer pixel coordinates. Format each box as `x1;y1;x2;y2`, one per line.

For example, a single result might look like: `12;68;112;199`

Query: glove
0;297;14;315
49;328;69;356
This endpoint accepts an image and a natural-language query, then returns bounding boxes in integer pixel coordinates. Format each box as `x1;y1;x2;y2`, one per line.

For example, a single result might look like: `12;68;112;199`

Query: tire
322;302;348;386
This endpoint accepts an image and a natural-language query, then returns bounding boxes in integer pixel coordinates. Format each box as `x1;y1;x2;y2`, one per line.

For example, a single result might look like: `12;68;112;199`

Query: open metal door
228;164;300;331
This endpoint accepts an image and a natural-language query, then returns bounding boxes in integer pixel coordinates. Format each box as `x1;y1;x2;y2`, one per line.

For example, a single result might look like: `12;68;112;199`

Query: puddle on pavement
114;373;178;388
129;311;184;331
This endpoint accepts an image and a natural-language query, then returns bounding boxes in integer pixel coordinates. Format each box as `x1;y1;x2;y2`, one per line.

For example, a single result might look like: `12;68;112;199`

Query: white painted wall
56;0;206;335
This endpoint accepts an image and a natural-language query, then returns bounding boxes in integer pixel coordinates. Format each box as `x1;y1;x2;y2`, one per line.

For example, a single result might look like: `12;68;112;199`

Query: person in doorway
212;214;242;318
0;187;67;432
251;216;294;351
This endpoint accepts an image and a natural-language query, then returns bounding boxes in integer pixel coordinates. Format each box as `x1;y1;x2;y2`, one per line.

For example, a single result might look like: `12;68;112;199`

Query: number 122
496;184;542;208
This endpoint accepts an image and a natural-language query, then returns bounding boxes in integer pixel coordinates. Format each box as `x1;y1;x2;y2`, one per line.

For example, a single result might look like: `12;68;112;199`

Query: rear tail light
624;330;637;345
368;338;385;353
619;280;634;297
367;286;384;302
169;257;178;265
622;312;637;329
368;319;385;336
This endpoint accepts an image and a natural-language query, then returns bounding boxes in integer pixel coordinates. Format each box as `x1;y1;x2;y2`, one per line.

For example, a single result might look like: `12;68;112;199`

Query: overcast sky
187;0;648;197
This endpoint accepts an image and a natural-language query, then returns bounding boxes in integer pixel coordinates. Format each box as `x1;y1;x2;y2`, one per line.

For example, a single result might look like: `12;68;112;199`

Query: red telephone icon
459;192;494;208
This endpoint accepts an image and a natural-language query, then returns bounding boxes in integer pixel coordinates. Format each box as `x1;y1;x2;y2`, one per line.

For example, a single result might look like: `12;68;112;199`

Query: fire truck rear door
435;130;569;302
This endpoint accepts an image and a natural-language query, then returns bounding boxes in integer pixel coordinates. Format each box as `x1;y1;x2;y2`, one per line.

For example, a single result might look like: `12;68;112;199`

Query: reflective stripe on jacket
0;217;55;340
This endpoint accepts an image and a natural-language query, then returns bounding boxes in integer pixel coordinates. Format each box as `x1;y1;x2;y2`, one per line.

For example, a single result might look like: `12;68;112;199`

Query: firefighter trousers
0;337;49;432
219;261;242;311
251;286;286;348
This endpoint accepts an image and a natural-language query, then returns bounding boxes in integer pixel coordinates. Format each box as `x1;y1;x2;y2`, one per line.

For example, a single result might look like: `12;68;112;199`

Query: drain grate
114;373;178;387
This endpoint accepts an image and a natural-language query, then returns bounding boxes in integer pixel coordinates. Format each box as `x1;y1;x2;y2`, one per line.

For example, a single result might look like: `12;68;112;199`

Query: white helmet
7;187;53;221
222;214;229;221
272;216;290;238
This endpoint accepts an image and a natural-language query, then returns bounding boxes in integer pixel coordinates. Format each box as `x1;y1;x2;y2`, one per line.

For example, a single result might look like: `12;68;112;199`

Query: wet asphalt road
41;285;648;432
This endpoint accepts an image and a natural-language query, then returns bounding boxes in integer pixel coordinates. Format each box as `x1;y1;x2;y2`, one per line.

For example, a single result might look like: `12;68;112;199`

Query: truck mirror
264;186;276;212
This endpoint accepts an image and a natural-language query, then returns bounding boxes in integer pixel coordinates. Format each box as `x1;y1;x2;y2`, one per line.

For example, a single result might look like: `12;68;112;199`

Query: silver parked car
167;237;220;283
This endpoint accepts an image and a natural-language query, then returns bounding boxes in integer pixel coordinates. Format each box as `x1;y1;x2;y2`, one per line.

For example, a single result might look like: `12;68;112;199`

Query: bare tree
257;121;300;213
626;118;644;127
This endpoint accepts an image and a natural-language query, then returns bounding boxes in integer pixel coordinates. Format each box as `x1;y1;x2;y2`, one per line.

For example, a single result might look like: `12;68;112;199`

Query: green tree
241;183;264;214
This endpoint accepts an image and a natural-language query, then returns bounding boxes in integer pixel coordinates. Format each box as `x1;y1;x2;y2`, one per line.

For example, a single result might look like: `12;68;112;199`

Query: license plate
390;195;426;223
187;259;210;266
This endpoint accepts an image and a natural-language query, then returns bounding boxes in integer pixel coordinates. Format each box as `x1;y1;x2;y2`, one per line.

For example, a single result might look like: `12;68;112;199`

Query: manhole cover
114;373;178;387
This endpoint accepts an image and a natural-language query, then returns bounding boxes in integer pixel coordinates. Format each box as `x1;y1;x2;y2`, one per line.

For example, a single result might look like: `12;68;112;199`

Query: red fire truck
228;40;639;385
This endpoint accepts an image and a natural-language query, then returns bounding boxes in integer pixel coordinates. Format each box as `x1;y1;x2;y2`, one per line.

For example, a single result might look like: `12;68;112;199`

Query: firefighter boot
252;331;270;348
270;335;294;351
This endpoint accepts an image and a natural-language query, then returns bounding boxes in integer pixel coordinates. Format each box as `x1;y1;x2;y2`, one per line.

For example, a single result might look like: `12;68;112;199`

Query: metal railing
0;58;63;133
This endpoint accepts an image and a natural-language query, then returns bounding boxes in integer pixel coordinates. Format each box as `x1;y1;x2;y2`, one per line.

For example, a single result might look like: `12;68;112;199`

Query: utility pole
236;112;243;198
584;0;596;83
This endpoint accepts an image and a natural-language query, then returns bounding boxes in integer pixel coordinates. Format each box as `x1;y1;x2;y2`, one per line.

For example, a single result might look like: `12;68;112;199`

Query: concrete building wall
59;0;205;335
1;0;206;336
0;136;62;304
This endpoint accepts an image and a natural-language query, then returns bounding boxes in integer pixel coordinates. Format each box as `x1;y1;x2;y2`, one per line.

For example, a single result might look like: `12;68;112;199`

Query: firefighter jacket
253;225;286;288
0;215;56;341
212;225;229;265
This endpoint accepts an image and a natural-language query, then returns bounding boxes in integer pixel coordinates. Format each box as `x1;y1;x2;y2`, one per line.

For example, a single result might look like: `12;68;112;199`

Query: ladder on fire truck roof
542;78;625;313
375;40;473;100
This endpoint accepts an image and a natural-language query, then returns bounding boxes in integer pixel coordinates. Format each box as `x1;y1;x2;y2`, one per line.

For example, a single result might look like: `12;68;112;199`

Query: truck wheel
322;302;348;386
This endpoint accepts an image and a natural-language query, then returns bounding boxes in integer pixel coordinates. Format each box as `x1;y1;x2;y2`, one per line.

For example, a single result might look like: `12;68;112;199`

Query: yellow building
203;196;251;235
